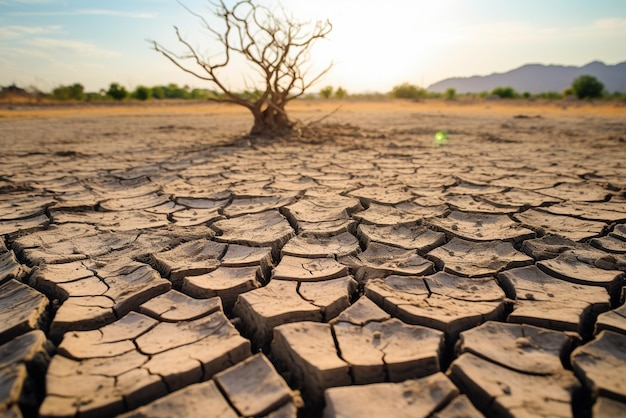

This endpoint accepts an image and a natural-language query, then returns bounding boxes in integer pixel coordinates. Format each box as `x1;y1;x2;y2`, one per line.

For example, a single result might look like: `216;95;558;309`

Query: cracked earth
1;100;625;417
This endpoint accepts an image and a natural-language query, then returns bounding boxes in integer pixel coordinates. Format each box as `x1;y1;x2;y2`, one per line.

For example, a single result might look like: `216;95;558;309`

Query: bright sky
1;0;625;93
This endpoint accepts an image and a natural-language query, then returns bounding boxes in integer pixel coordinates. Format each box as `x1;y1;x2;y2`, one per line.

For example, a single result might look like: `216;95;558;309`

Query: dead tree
151;0;332;136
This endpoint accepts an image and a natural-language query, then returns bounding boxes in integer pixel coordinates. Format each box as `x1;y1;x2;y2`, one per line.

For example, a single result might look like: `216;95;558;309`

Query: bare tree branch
151;0;332;136
305;104;342;126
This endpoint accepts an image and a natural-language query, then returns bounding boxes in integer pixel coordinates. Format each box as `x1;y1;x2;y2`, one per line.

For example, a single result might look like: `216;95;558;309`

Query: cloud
6;9;157;18
588;17;626;33
0;24;63;39
75;9;157;19
433;17;626;51
21;37;121;58
0;44;58;60
0;0;56;4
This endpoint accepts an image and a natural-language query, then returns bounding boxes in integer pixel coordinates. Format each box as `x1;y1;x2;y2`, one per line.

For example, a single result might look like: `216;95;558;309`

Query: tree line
388;75;616;100
22;73;617;104
44;82;222;101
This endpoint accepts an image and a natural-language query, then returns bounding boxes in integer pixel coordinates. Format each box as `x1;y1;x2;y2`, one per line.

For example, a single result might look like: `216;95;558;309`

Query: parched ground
1;99;625;417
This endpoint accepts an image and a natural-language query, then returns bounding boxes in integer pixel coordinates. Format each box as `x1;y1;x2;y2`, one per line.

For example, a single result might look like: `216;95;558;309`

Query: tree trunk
249;106;293;136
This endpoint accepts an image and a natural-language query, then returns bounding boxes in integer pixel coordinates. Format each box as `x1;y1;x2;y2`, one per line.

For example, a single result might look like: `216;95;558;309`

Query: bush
163;83;190;99
536;91;563;100
133;85;152;101
190;88;216;99
571;75;604;99
107;83;128;100
51;83;84;100
390;83;425;99
491;86;518;99
84;91;107;101
152;86;165;99
563;87;575;97
444;87;456;100
320;86;333;99
237;89;263;100
335;87;348;99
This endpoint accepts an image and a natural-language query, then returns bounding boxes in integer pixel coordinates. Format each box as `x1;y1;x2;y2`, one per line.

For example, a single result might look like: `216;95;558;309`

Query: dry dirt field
1;99;625;417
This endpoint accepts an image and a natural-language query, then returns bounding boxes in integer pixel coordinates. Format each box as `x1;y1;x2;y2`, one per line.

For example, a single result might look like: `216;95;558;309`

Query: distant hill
427;61;626;94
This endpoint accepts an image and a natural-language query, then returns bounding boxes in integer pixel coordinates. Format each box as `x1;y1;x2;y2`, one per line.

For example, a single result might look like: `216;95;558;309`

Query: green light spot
434;131;448;146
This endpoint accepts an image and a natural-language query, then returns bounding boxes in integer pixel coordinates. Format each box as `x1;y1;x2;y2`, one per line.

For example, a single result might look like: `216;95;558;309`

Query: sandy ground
1;99;625;417
1;98;625;153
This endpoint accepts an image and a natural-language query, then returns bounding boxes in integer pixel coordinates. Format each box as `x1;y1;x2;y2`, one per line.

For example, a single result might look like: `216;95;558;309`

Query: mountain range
427;61;626;94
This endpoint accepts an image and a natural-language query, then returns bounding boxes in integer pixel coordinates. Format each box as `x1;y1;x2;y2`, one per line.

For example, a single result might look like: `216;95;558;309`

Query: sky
1;0;625;93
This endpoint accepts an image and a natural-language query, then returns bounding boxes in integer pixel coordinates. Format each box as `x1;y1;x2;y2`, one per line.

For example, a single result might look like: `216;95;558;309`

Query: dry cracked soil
1;99;625;417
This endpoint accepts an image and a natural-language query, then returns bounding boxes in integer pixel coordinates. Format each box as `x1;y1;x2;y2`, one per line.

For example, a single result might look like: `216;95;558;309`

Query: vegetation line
3;73;620;106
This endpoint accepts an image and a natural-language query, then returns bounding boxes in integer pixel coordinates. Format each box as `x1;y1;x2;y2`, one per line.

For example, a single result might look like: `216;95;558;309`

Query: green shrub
236;89;263;100
152;86;165;99
107;83;128;100
163;83;190;99
444;87;456;100
491;86;518;99
390;83;425;99
536;91;563;99
52;83;85;100
190;88;217;99
320;86;333;99
133;85;152;100
84;91;107;101
335;86;348;99
571;75;604;99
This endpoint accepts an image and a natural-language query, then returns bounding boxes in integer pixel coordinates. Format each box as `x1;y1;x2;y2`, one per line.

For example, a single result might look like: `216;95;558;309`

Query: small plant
107;83;128;100
162;83;190;99
563;87;575;97
537;91;563;100
133;86;152;101
151;86;165;99
334;87;348;99
320;86;334;99
84;91;107;101
571;75;604;99
390;83;425;99
490;86;518;99
190;88;216;100
52;83;85;101
444;87;456;100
